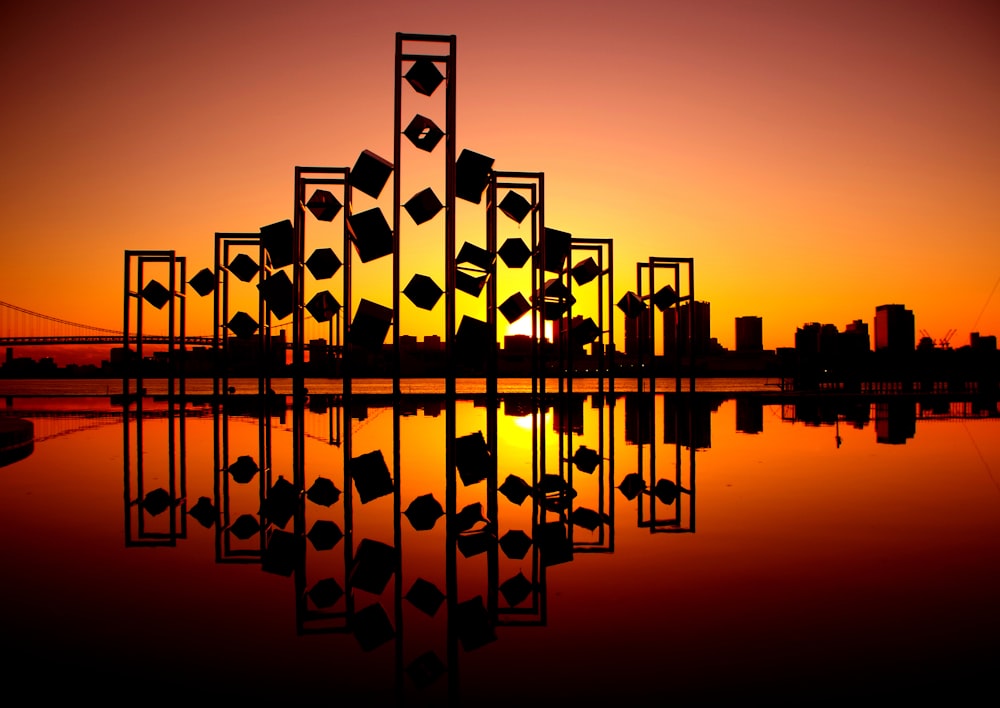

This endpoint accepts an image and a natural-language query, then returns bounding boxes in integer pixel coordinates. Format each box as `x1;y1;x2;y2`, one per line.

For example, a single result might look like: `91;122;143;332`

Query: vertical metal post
293;170;305;398
343;171;353;396
392;35;403;398
123;252;131;397
486;174;498;396
213;235;222;399
445;36;458;398
607;239;615;395
167;253;176;399
536;175;545;400
136;257;144;399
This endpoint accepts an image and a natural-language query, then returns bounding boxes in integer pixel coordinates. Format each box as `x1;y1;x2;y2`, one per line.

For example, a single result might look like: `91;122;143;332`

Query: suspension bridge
0;300;213;347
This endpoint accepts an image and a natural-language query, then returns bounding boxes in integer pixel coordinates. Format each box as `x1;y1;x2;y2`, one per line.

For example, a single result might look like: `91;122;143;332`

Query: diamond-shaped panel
617;291;646;319
405;58;444;96
141;280;170;310
306;189;343;222
353;602;395;652
188;268;215;297
498;475;532;505
307;520;344;551
229;514;260;540
405;578;446;617
306;291;341;323
226;311;259;338
349;450;394;504
347;208;393;263
351;150;393;199
228;253;259;283
570;317;601;347
403;188;443;225
457;241;495;271
227;454;259;484
498;237;531;269
350;299;393;352
305;248;342;280
403;494;444;532
499;190;532;223
350;538;397;594
403;114;444;152
257;270;294;320
454;430;490;487
652;285;679;311
499;529;532;560
306;477;341;507
403;274;443;311
456;149;494;204
456;270;488;298
260;220;294;269
498;292;531;324
500;572;533;607
572;445;602;474
571;257;602;286
309;578;344;608
455;316;489;365
539;228;571;273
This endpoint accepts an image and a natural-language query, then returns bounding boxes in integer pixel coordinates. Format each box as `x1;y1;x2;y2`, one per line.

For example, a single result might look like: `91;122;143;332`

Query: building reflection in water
122;384;705;700
1;384;997;699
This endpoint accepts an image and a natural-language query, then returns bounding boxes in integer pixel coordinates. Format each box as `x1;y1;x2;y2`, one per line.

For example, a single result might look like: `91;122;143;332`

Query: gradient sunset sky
2;0;998;354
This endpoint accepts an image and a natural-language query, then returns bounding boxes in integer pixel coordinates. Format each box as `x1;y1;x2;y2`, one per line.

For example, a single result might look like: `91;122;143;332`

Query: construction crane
919;329;956;349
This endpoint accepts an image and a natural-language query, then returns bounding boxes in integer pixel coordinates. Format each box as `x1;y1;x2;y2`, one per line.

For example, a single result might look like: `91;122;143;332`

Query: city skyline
2;1;998;354
5;297;995;372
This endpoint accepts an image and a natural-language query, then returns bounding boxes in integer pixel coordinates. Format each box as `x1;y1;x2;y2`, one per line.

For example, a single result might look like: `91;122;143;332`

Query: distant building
875;401;916;444
503;334;532;356
795;323;823;355
399;334;418;351
423;334;443;352
970;332;997;351
664;301;711;355
842;319;871;352
735;316;763;352
623;308;650;356
308;338;330;364
736;398;764;434
874;304;914;354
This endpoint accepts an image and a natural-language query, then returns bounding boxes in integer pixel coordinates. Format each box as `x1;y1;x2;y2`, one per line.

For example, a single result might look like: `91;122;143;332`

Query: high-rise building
841;319;870;353
874;304;914;354
624;308;650;356
795;322;822;355
735;316;763;352
663;301;710;355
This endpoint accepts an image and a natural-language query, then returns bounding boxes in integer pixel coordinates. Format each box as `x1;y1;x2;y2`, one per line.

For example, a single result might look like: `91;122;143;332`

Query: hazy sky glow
2;0;998;358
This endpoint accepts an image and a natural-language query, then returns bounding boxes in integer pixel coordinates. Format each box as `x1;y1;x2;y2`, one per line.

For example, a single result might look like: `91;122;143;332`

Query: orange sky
1;0;998;356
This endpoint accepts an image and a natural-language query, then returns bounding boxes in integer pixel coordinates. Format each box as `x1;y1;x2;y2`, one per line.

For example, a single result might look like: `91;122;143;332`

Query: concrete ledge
0;417;34;468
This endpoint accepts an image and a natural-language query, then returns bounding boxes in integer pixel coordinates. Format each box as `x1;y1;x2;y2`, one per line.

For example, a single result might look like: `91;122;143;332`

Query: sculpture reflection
118;384;999;701
121;383;706;701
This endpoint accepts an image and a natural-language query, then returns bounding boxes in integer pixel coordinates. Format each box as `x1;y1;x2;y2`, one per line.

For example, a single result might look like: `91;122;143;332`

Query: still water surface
1;381;998;703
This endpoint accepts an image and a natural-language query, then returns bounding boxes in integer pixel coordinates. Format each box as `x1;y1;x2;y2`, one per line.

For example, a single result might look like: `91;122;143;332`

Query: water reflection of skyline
1;388;999;701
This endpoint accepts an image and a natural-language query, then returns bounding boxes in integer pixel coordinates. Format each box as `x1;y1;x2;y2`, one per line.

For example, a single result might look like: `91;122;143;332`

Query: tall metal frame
123;249;186;400
213;233;271;399
394;33;457;397
636;256;695;393
123;396;187;548
636;390;697;534
566;237;615;393
122;249;187;547
489;171;545;390
212;400;271;564
293;166;352;394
